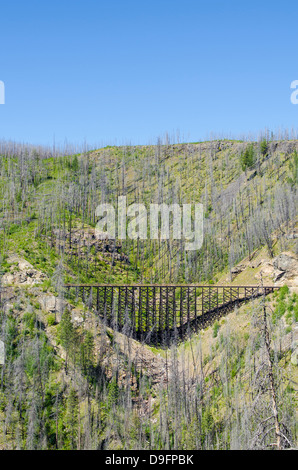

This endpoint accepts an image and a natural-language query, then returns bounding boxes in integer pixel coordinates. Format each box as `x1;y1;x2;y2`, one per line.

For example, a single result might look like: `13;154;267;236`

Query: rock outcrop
2;256;47;286
37;294;68;322
255;251;298;287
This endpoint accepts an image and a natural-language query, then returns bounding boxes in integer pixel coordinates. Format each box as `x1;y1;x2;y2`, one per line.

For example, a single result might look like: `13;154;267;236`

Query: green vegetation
240;143;255;170
212;320;220;338
272;288;297;325
260;139;268;156
0;138;297;450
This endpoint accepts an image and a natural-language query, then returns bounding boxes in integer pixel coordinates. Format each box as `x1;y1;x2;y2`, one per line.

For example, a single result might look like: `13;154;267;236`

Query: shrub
213;321;220;338
260;139;268;156
47;314;56;326
278;285;289;301
240;144;255;170
273;301;286;324
294;304;298;323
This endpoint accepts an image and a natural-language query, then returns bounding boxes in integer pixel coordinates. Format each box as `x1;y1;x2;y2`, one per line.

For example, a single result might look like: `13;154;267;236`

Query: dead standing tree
249;287;294;450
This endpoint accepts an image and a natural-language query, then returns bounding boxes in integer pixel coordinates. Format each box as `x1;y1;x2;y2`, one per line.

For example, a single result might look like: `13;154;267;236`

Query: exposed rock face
254;260;274;280
38;295;68;321
105;331;170;387
3;270;47;285
273;252;298;273
2;256;47;286
231;264;246;275
268;140;298;156
273;252;298;287
71;309;84;325
255;251;298;287
38;295;86;324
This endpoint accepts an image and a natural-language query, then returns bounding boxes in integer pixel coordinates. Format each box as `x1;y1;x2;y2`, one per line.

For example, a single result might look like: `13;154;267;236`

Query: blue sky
0;0;298;147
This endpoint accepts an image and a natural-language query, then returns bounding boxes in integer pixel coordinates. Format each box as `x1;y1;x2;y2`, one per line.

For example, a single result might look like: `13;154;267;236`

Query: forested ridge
0;136;297;449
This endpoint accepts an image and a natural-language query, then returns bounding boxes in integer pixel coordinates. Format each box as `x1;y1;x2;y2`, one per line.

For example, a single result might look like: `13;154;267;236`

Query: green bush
47;314;56;326
213;321;220;338
240;144;255;171
294;304;298;323
285;312;293;326
273;301;286;324
260;139;268;156
278;285;289;301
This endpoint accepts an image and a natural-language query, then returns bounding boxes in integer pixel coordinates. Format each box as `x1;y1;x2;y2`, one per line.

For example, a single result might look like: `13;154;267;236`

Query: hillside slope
0;138;297;449
0;251;297;449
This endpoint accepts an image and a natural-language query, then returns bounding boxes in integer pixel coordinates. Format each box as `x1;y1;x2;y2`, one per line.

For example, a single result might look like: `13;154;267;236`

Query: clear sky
0;0;298;147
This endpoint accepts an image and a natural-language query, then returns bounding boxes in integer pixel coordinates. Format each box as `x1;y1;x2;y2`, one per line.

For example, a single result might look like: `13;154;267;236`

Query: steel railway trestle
63;284;279;345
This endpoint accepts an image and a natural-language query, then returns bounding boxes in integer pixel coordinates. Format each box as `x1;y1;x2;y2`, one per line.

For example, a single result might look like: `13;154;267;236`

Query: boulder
71;309;84;324
231;264;246;275
2;269;47;285
273;252;298;273
255;252;298;286
273;252;298;287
